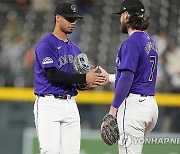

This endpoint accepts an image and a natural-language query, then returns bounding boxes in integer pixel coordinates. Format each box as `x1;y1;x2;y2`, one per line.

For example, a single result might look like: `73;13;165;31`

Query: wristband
109;74;115;83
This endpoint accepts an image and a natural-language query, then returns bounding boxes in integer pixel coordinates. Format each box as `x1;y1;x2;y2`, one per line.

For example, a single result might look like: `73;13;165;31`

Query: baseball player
100;0;159;153
33;1;106;154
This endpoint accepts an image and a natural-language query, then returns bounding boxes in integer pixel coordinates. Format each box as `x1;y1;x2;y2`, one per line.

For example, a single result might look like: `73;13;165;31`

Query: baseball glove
101;113;119;146
73;53;91;74
73;53;92;90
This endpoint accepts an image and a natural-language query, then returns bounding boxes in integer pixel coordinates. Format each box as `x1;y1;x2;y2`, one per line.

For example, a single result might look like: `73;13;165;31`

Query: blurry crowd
0;9;36;87
153;31;180;93
0;0;93;87
0;0;180;133
0;0;180;94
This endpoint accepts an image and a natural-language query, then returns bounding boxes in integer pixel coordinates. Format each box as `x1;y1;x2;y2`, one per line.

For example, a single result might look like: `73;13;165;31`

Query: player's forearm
111;70;134;109
45;67;86;84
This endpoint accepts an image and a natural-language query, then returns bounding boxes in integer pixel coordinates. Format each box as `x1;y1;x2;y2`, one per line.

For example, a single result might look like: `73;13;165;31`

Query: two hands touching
85;65;117;115
73;53;118;145
85;66;112;89
73;53;114;89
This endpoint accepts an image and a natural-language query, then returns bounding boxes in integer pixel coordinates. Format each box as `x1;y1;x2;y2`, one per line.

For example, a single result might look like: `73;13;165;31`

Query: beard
121;22;128;34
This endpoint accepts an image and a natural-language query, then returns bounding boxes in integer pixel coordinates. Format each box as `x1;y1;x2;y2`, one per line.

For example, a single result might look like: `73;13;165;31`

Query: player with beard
100;0;159;153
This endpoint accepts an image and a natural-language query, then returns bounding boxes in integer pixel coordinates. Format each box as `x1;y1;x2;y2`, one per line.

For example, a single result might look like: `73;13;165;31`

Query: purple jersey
34;33;81;96
115;32;158;95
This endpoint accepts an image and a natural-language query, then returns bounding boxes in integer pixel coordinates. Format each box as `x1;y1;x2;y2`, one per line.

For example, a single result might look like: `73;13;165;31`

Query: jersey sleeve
117;41;140;73
35;41;58;69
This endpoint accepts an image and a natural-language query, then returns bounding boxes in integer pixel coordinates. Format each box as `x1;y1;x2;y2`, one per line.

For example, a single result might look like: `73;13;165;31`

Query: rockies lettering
58;54;74;68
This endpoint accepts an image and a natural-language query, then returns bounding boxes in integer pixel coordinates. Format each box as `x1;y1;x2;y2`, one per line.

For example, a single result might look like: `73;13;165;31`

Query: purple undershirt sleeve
111;70;134;108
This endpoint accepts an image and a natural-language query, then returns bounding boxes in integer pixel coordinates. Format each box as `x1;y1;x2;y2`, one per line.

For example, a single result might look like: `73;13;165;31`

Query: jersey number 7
149;56;156;81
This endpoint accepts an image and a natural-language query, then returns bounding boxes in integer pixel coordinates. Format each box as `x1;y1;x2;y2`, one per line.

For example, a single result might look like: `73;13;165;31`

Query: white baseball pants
33;95;80;154
117;93;158;154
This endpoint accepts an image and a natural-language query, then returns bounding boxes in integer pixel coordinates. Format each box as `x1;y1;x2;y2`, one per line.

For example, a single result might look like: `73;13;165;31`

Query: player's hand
86;66;106;85
98;66;109;85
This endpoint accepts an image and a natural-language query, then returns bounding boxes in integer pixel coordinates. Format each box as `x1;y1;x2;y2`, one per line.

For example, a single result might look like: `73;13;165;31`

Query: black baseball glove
100;113;119;146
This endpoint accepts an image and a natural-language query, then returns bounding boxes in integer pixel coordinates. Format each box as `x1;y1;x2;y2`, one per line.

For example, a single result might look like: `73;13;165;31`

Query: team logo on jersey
58;54;74;68
42;57;53;64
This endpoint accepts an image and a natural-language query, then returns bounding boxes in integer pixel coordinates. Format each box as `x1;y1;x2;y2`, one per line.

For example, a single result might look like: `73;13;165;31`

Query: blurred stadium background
0;0;180;153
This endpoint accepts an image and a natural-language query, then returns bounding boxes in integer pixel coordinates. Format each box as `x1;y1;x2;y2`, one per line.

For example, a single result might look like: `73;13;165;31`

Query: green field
32;138;180;154
23;128;180;154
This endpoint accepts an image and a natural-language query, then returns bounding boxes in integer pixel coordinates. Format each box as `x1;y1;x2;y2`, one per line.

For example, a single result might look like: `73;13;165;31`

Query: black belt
37;94;73;99
140;94;147;97
127;93;147;97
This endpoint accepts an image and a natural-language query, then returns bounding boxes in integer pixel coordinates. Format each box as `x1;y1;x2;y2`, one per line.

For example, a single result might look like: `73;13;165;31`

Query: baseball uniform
116;32;158;154
109;0;159;153
33;1;87;154
34;33;82;154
